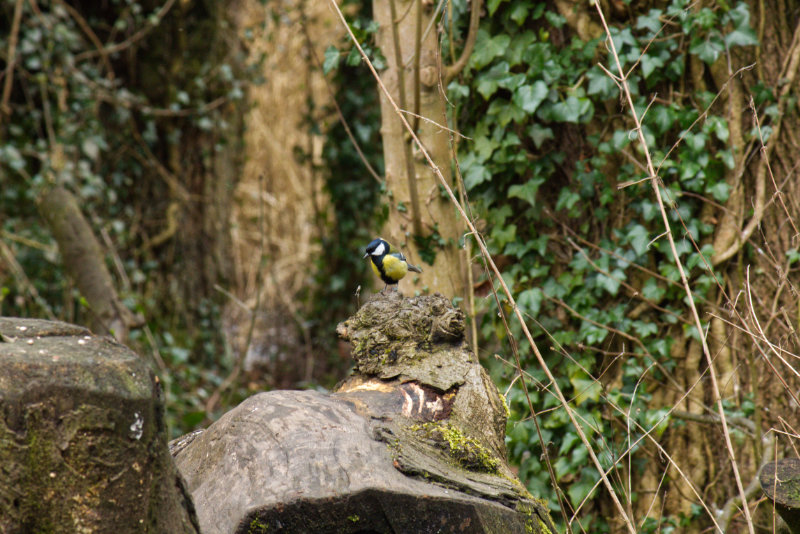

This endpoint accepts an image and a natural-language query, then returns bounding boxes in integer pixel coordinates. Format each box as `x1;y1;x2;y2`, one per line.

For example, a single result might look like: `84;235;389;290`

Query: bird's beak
363;252;368;259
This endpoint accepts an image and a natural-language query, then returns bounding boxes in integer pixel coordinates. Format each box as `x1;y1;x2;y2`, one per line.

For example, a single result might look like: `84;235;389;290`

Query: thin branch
73;0;179;62
399;108;471;139
1;0;24;119
444;0;483;85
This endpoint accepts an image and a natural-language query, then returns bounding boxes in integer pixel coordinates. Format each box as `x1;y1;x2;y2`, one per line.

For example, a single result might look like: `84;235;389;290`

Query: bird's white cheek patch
372;242;386;256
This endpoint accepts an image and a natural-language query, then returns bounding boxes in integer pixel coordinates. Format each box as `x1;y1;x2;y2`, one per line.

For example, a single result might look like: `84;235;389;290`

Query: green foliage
446;0;760;529
0;0;250;436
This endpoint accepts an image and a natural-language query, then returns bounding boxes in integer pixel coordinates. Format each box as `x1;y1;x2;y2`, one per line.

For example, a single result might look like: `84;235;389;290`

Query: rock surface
0;317;199;533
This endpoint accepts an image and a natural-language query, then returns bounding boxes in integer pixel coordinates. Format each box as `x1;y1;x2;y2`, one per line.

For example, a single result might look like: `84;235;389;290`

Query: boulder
0;317;199;533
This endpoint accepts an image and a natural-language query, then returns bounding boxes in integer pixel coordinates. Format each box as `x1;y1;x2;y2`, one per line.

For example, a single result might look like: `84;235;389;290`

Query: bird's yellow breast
370;259;382;279
382;254;409;281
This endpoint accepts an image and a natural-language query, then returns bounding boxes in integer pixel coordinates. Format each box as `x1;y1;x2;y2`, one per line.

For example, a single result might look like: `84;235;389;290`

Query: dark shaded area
240;489;533;534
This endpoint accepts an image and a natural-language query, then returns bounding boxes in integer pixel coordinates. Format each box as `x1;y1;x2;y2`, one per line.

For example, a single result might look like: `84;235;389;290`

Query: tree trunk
372;0;467;300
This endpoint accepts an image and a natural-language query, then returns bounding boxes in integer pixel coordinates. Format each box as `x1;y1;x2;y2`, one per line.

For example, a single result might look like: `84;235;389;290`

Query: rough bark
0;317;199;533
373;0;467;300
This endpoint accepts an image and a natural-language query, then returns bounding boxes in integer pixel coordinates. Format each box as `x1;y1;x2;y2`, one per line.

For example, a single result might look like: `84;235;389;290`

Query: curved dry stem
1;0;24;118
443;0;482;85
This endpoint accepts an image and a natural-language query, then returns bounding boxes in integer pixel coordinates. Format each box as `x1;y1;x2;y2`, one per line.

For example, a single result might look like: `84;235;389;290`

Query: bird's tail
408;263;423;273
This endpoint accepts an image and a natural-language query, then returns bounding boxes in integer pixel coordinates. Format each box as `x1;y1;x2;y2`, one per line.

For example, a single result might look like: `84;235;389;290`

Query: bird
363;237;423;292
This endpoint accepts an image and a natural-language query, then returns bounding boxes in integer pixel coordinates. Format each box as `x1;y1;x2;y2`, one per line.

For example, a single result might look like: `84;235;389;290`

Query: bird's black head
364;238;389;258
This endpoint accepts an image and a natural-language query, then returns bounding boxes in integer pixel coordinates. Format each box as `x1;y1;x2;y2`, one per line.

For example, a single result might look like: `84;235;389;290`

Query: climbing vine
444;0;784;531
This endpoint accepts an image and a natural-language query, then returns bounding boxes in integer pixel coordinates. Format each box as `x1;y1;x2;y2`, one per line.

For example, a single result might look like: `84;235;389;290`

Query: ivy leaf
689;35;724;64
587;67;617;98
463;160;491;189
508;178;545;206
636;9;663;34
641;278;665;302
323;46;340;74
510;2;529;25
707;181;730;202
633;320;658;338
488;0;508;16
474;135;499;162
640;54;665;79
527;123;554;148
470;31;510;70
492;224;517;250
475;62;513;99
513;81;549;113
518;288;543;315
345;47;361;67
555;188;580;211
649;105;674;134
595;269;625;296
724;26;758;47
546;96;593;123
570;376;602;405
627;224;650;256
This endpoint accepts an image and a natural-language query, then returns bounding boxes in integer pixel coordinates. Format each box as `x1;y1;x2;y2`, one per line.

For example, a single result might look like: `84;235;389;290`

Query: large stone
0;317;199;533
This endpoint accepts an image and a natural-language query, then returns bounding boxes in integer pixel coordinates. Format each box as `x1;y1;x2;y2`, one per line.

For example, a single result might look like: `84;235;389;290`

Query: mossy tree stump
173;293;555;533
0;317;199;533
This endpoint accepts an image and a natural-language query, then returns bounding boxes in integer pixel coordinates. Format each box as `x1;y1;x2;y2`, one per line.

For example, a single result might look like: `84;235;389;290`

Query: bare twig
73;0;179;62
1;0;24;119
443;0;483;84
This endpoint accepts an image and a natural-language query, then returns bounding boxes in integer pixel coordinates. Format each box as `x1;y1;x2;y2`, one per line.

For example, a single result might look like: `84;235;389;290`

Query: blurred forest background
2;0;800;532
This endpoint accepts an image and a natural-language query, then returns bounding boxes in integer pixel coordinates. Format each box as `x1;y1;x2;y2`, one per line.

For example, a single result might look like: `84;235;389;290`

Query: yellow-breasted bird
364;237;422;291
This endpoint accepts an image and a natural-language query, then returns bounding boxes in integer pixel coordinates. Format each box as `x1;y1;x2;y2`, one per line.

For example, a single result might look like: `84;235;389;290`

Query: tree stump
172;293;555;533
0;317;199;533
760;458;800;533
